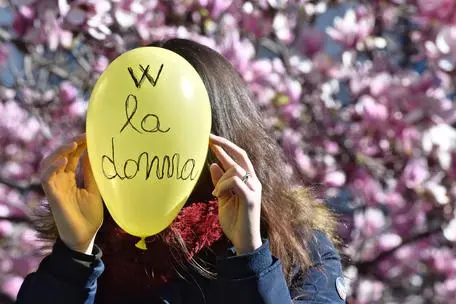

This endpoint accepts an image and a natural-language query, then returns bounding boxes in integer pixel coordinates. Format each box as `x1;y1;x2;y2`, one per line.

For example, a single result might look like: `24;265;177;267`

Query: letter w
127;64;164;89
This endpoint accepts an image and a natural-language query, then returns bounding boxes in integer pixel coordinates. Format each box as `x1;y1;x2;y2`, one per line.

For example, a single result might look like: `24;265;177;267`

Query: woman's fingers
72;134;86;144
214;176;250;200
82;152;100;196
209;134;256;176
214;165;254;191
210;143;257;188
40;157;68;191
66;141;87;173
39;135;86;171
209;143;236;171
209;163;224;188
40;143;76;171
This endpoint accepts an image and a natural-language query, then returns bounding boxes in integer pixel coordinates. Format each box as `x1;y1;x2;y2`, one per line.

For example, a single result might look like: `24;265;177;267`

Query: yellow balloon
86;47;211;248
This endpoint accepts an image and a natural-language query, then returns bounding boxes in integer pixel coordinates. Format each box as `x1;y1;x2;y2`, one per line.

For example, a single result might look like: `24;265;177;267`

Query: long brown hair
34;38;337;283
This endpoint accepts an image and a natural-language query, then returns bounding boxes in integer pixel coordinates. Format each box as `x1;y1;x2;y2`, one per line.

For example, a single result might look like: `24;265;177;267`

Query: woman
17;39;345;304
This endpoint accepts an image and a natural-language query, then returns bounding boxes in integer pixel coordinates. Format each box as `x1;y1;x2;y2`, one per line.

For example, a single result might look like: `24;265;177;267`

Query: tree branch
0;176;43;194
0;26;29;54
354;226;442;275
0;215;33;224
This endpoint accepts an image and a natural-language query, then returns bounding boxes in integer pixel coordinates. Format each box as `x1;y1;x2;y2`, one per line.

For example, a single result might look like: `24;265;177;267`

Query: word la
120;94;170;134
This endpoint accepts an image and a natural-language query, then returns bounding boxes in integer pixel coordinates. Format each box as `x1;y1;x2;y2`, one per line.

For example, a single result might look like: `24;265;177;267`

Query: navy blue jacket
16;230;346;303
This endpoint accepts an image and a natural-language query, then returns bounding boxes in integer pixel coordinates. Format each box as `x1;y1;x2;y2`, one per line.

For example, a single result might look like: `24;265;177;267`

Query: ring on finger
241;171;251;183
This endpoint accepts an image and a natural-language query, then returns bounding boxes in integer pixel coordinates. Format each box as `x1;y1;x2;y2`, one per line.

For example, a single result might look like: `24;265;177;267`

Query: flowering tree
1;0;456;303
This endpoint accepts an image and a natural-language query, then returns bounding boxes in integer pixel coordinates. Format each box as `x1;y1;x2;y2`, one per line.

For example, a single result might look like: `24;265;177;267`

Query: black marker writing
128;64;164;89
102;137;198;181
120;94;142;133
120;94;170;134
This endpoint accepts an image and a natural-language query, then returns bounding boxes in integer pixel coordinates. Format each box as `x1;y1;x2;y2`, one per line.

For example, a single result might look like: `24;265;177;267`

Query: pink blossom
355;136;379;158
435;277;456;300
427;26;456;72
280;103;303;122
0;203;10;217
356;279;384;304
0;256;13;274
392;211;421;236
355;208;386;237
324;171;346;187
1;101;27;131
43;10;73;50
2;161;31;180
273;11;296;44
0;86;16;100
378;233;402;251
381;6;399;30
114;0;144;29
416;0;455;23
422;124;456;170
281;128;301;153
295;149;317;179
324;141;340;154
356;95;388;126
284;78;302;104
249;83;275;106
395;243;416;261
350;169;383;205
94;55;109;73
424;182;450;205
369;73;392;97
428;248;455;274
19;227;37;248
401;158;429;189
12;5;34;35
220;32;255;73
251;59;273;79
397;127;420;155
66;99;87;118
19;117;41;143
0;220;13;238
296;27;325;57
384;191;406;211
136;10;165;41
376;258;401;279
326;7;374;48
241;5;273;39
63;0;112;40
59;81;78;103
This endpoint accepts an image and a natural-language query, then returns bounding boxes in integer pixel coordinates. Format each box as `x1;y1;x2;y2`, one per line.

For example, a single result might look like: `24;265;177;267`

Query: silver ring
241;172;251;183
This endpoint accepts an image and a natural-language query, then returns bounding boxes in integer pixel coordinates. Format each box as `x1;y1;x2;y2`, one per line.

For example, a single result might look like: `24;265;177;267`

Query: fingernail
212;188;218;196
209;134;220;141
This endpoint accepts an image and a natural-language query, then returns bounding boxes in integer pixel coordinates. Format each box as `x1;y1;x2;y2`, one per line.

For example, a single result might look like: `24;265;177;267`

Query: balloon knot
135;237;147;250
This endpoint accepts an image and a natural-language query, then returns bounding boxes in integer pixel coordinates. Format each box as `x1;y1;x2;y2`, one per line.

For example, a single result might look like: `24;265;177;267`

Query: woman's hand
40;134;103;255
209;134;262;255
